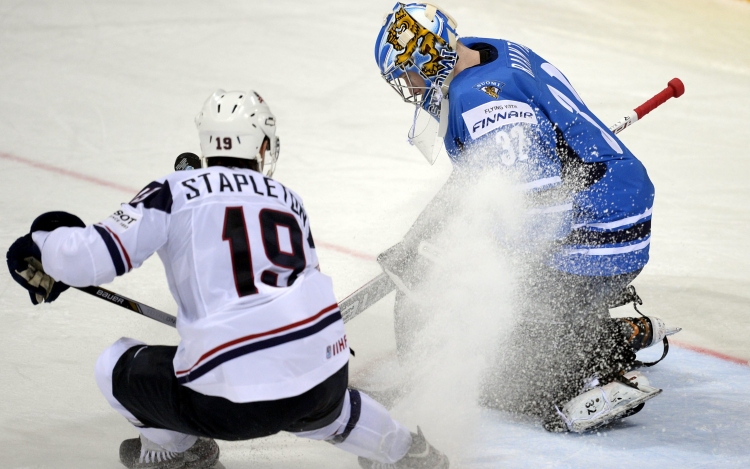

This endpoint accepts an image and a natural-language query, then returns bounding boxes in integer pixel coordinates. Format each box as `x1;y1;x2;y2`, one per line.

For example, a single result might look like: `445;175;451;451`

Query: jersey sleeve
32;179;173;287
535;62;625;161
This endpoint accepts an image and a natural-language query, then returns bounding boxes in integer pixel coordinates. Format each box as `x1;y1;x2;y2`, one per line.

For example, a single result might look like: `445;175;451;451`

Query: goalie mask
374;2;458;118
195;90;280;177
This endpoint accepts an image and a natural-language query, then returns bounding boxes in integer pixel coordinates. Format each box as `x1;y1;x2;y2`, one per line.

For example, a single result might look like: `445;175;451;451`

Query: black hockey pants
112;344;348;440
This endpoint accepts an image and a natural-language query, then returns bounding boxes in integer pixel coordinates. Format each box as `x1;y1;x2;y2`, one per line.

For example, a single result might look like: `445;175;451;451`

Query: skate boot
550;371;661;433
616;315;681;352
119;435;219;469
358;427;449;469
182;438;220;468
610;285;681;366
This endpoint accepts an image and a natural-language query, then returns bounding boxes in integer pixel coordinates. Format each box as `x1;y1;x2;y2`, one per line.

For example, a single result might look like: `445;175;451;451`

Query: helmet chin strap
253;151;264;172
440;69;455;94
254;138;272;174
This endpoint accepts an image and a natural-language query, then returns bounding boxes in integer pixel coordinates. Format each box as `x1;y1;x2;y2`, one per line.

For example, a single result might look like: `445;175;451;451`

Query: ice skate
610;286;681;352
182;438;220;468
358;427;449;469
551;371;661;433
119;435;219;469
616;315;681;352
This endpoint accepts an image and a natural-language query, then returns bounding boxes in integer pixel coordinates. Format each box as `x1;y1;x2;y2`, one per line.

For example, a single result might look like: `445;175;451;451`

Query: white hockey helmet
195;89;280;176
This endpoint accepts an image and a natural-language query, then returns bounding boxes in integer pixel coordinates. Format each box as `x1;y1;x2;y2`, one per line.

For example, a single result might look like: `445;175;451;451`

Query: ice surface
469;347;750;469
1;0;748;467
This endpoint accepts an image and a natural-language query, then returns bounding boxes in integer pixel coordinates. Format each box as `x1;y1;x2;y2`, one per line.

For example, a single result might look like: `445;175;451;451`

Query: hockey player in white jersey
6;90;448;469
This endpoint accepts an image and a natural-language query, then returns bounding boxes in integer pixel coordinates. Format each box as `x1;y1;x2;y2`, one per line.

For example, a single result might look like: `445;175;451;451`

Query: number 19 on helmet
194;90;280;176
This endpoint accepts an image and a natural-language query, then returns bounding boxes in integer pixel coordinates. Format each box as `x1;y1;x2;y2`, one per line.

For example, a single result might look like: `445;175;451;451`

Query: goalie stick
609;78;684;134
78;79;685;328
337;78;686;323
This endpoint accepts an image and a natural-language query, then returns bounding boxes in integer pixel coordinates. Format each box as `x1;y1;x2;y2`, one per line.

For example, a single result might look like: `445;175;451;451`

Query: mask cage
381;59;436;109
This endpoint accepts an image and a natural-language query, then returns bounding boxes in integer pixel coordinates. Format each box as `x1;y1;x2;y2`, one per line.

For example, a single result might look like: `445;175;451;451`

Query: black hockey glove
6;211;85;305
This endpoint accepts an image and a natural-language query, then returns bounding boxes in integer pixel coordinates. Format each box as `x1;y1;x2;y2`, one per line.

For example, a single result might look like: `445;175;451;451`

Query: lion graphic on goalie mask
386;7;446;78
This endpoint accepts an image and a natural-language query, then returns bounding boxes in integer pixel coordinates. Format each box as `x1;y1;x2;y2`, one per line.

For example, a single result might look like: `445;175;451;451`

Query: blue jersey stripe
94;224;125;276
562;220;651;247
176;310;342;384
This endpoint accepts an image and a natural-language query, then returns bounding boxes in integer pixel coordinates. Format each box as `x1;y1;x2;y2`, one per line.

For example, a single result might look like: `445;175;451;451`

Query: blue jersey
443;37;654;277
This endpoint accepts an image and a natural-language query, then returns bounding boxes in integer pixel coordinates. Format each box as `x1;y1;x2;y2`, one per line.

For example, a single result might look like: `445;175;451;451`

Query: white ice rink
1;0;749;467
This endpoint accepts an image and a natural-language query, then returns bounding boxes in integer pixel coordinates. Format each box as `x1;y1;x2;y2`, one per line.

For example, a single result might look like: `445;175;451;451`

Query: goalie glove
6;211;85;305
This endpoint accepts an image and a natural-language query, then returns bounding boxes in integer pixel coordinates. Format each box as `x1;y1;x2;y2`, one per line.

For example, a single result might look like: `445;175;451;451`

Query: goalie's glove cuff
377;241;436;292
6;211;85;305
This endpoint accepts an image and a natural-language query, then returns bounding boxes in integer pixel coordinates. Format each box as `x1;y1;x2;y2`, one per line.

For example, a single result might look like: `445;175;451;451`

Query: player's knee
330;390;411;464
94;337;146;393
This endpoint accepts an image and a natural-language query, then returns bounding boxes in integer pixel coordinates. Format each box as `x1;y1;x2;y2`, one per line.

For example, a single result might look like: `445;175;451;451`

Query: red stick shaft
609;78;685;134
634;78;685;119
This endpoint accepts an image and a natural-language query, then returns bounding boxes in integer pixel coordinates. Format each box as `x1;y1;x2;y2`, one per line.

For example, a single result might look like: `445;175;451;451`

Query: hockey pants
95;338;411;463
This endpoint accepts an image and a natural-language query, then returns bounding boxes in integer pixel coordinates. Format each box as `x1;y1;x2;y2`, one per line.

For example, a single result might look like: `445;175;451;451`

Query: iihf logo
473;81;505;99
326;335;348;359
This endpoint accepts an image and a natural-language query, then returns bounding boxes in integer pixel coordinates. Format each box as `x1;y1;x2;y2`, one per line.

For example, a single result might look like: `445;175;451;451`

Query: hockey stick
81;80;685;328
174;152;201;171
76;272;378;326
69;152;201;326
76;285;177;327
338;78;686;323
609;78;684;134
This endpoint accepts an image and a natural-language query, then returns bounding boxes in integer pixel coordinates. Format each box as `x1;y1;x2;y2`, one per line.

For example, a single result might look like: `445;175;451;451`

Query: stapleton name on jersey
179;170;309;227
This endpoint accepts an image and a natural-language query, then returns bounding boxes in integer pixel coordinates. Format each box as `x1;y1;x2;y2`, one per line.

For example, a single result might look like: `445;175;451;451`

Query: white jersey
32;166;349;403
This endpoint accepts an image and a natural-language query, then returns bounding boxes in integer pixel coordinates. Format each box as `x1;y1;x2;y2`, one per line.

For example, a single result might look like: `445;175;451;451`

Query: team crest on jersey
130;182;162;205
128;181;173;213
474;81;505;99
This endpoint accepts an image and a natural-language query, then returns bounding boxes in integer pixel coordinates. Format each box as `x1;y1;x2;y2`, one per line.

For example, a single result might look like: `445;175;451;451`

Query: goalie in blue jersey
374;2;680;433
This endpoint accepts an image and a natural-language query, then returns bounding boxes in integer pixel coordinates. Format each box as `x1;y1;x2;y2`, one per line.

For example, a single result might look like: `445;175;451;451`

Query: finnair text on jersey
461;100;538;140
